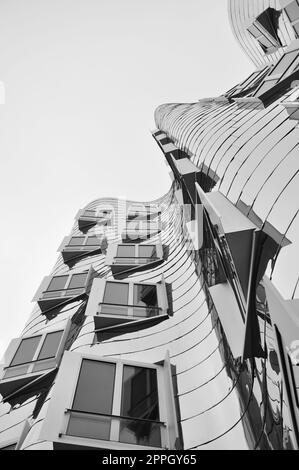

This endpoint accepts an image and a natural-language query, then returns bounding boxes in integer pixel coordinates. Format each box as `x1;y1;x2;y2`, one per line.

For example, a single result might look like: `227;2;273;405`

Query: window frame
86;278;168;324
0;320;71;396
38;351;179;450
77;208;113;232
253;39;299;98
126;204;161;222
106;242;164;271
59;234;107;264
246;8;282;54
32;267;95;315
281;0;299;37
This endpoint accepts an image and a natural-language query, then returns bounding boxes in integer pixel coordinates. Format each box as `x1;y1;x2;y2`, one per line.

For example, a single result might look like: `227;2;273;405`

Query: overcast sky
0;0;253;357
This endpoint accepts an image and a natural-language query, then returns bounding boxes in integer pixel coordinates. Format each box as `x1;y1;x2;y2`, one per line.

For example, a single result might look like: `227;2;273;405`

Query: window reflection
120;366;161;447
133;285;159;317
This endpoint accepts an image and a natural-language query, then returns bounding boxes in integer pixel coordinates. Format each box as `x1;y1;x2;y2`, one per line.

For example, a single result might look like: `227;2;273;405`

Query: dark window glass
37;331;63;361
117;245;135;258
103;282;129;305
133;285;158;318
139;246;157;259
68;273;88;289
134;285;158;307
120;366;161;447
67;360;116;441
47;276;68;292
10;336;42;366
69;237;85;246
86;236;101;246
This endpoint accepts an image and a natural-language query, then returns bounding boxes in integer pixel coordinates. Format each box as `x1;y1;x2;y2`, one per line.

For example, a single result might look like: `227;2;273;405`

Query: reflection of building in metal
1;0;299;451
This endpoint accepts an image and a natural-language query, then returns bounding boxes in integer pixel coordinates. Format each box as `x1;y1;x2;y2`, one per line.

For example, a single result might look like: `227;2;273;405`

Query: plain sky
0;0;253;358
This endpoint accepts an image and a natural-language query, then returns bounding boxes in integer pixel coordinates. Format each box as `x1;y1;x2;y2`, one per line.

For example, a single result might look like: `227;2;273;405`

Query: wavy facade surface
1;0;299;451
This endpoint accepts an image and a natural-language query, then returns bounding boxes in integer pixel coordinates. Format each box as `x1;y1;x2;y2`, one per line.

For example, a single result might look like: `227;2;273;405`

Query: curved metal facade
228;0;296;66
1;0;299;451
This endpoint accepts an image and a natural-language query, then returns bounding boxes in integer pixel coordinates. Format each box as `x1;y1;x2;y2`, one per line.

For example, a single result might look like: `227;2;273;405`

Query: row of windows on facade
0;350;179;449
220;4;299;109
246;3;299;55
0;202;171;449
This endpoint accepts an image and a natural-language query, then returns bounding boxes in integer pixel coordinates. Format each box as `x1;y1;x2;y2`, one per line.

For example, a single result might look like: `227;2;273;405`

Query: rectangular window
102;282;130;317
254;41;299;98
3;329;66;380
37;331;64;361
133;285;158;318
67;273;88;290
117;245;135;258
69;237;85;246
247;8;282;53
103;282;129;305
100;281;161;319
67;360;116;441
47;276;68;292
120;366;161;447
66;359;162;448
283;0;299;36
10;336;42;367
138;245;157;259
85;236;102;246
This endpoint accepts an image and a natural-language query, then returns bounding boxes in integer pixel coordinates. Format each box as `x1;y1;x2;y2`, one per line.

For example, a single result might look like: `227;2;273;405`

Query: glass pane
47;276;68;292
67;413;113;441
256;78;278;96
69;237;85;246
134;284;158;308
286;3;299;22
37;331;63;360
10;336;42;366
248;24;261;38
68;273;88;289
67;360;116;441
85;236;101;246
103;282;129;305
138;246;157;259
272;50;299;75
117;245;135;258
120;366;161;447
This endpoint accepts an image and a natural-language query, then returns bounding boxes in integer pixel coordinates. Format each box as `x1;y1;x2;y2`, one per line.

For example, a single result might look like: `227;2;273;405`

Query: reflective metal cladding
1;0;299;450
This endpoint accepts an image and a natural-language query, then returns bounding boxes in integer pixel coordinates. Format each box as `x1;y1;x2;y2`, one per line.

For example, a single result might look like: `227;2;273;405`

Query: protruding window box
85;278;169;330
58;235;107;265
170;156;201;206
122;220;162;243
196;184;266;359
246;7;282;54
281;0;299;37
0;322;70;402
251;39;299;106
106;243;164;276
127;204;161;222
77;209;112;232
32;268;96;316
38;352;180;450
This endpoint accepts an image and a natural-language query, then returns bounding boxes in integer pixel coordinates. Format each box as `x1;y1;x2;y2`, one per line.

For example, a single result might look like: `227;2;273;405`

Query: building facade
0;0;299;450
